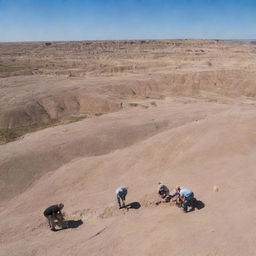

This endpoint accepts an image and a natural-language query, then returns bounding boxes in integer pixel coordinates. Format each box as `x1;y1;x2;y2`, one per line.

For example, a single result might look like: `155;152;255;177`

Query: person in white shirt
176;186;195;212
115;187;128;209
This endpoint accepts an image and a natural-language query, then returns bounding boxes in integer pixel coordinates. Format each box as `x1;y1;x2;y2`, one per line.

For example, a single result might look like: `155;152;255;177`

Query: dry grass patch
0;115;88;144
0;64;23;73
0;129;21;144
150;101;157;106
128;103;139;107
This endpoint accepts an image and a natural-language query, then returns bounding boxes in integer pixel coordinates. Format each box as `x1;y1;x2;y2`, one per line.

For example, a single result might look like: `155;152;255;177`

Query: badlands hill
0;39;256;256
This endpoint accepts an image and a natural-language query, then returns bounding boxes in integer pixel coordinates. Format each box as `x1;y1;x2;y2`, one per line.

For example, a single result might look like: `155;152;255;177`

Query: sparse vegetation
64;116;87;123
0;129;21;143
128;103;139;107
95;113;103;116
150;101;157;106
0;64;23;73
0;115;88;144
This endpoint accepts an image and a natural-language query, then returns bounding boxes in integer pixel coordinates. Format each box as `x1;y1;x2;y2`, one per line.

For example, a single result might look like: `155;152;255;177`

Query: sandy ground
1;39;256;256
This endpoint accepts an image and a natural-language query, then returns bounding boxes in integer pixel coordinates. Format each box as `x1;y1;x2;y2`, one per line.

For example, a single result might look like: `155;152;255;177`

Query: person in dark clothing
43;203;65;231
156;182;177;205
158;182;170;199
115;187;128;209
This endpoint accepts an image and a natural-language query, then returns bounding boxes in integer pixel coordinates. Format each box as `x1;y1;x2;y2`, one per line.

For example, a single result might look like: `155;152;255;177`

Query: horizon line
0;38;255;44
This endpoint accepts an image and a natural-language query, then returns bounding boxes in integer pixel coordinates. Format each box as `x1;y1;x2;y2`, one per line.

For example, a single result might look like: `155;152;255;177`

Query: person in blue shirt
115;187;128;209
176;186;195;212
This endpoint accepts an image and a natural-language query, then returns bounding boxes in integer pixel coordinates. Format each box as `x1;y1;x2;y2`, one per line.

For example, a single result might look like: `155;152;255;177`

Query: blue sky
0;0;255;42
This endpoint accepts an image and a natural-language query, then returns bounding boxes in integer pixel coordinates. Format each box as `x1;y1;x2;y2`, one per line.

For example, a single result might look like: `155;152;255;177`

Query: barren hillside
0;39;256;256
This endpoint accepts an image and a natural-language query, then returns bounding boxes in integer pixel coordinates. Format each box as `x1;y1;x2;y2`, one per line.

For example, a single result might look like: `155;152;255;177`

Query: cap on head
158;182;162;185
59;203;64;210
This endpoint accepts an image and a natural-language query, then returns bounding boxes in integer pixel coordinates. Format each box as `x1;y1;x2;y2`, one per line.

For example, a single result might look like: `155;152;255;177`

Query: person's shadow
53;219;83;232
66;219;84;228
125;202;141;210
194;200;205;210
188;199;205;212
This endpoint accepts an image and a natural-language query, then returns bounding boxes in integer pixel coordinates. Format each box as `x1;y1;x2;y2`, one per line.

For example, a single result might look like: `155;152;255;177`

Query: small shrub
0;129;20;143
67;116;87;122
128;103;138;107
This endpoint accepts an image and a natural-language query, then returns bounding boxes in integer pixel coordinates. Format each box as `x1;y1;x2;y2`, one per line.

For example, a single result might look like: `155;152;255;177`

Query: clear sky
0;0;255;42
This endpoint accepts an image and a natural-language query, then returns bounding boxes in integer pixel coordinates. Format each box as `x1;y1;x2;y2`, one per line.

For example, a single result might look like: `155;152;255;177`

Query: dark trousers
183;193;194;212
159;190;168;199
117;192;126;208
45;213;65;230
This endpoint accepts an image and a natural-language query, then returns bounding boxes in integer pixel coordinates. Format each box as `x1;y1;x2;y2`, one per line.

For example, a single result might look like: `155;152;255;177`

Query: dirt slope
1;100;256;256
1;39;256;256
0;100;229;200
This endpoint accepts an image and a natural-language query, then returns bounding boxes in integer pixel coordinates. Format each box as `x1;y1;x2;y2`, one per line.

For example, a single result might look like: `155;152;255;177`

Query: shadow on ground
53;219;83;232
187;199;205;213
66;219;84;228
194;200;205;210
125;202;141;210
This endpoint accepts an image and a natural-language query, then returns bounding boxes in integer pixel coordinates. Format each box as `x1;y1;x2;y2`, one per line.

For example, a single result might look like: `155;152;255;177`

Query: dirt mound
0;88;121;130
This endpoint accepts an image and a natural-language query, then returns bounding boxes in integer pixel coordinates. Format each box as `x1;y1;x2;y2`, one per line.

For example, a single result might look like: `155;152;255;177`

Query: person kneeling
176;186;195;213
156;182;174;205
43;203;66;231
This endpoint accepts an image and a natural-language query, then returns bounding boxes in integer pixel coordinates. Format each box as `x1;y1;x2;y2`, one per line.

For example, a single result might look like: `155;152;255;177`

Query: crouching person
115;187;128;209
43;203;66;231
176;186;195;213
158;182;170;200
156;182;177;205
